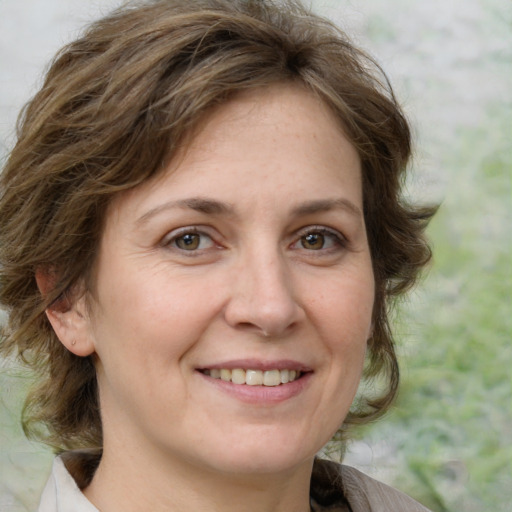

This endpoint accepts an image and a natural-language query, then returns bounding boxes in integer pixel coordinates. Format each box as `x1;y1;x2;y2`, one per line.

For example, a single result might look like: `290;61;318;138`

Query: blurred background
1;0;510;510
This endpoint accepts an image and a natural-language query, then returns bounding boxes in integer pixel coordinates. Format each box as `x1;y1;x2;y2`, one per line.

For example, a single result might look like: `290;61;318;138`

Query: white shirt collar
37;457;98;512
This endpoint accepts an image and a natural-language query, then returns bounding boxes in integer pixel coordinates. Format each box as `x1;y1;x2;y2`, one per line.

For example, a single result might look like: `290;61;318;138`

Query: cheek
91;266;225;358
309;271;374;396
308;272;374;338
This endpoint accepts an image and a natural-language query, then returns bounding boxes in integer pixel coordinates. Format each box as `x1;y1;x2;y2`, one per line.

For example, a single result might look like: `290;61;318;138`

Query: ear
36;269;96;357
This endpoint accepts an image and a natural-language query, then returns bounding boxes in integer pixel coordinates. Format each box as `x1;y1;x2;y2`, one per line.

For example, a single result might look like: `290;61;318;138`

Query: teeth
246;370;263;386
263;369;281;386
205;368;301;386
231;369;246;385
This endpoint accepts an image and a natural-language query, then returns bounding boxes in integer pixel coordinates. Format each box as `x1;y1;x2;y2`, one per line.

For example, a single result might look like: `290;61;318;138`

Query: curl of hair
0;0;436;455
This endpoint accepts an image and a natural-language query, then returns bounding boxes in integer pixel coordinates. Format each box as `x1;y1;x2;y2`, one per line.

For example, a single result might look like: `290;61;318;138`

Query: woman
0;1;436;510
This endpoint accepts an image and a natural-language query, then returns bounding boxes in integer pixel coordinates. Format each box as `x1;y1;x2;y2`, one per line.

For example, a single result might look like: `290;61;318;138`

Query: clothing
37;457;97;512
310;458;431;511
38;455;431;512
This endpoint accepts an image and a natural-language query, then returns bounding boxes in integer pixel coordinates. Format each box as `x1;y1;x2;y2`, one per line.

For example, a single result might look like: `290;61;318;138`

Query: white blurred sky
0;0;123;151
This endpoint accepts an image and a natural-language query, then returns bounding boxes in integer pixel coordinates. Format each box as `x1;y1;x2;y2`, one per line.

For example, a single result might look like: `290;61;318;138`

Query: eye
163;228;215;252
292;227;345;251
301;232;326;250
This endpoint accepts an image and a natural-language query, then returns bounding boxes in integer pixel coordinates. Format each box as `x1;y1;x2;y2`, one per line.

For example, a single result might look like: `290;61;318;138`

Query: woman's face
78;84;374;476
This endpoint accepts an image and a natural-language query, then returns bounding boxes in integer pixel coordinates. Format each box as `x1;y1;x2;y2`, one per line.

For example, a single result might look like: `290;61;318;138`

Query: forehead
107;83;361;222
185;83;352;166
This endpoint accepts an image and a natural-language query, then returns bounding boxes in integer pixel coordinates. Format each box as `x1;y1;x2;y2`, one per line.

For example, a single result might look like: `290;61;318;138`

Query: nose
223;246;304;338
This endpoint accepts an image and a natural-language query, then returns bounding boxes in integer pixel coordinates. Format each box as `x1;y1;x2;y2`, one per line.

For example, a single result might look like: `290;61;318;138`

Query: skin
45;83;375;512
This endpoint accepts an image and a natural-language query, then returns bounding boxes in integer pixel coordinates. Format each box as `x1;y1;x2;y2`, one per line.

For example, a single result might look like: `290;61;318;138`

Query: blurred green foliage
0;366;52;511
353;119;512;511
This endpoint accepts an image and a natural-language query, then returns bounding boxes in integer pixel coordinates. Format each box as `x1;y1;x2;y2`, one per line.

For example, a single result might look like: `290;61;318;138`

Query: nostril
238;322;255;330
234;322;271;334
233;321;297;339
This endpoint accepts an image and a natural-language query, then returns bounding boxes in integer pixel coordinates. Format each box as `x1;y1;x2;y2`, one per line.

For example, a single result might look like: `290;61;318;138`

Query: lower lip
198;371;312;404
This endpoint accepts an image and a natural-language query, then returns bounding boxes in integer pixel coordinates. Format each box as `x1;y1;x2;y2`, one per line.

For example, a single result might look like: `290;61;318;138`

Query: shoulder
311;458;432;512
340;464;432;512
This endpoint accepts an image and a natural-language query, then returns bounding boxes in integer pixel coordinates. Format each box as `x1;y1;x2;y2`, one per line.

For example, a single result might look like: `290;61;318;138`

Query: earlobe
36;269;96;357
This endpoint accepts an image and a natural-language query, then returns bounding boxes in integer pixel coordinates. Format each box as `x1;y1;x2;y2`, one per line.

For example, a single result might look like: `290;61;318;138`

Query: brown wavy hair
0;0;435;455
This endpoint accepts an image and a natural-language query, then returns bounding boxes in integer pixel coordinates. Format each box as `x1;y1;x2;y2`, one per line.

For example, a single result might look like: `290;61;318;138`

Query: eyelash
161;225;347;256
161;227;217;254
292;226;347;252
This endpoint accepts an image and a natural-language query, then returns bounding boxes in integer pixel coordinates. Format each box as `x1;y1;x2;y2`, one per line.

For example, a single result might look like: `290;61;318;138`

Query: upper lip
197;359;312;372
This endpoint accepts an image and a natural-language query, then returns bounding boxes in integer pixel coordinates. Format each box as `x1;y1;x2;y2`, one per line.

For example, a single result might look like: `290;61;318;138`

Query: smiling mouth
201;368;302;387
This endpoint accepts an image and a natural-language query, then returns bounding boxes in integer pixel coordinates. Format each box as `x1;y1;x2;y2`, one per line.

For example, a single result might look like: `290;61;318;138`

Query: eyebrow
292;198;363;218
136;196;362;225
136;197;234;225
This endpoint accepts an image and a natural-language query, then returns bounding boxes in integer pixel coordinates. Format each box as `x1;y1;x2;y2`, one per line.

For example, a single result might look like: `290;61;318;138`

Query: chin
195;428;324;476
208;451;311;476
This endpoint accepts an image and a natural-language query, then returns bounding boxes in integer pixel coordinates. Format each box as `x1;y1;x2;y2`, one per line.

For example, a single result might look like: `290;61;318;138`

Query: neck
82;442;314;512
